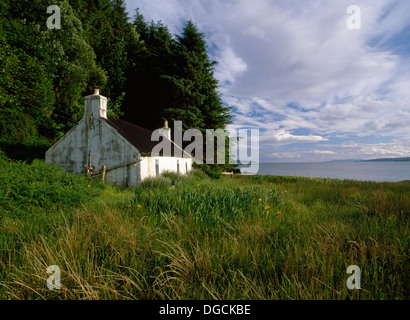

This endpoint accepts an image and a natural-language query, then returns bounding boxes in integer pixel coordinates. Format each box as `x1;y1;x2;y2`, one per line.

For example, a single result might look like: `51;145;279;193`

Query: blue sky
124;0;410;162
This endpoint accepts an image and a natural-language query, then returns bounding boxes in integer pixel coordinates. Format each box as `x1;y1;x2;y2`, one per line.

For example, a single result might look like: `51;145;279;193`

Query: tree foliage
0;2;232;169
0;0;106;140
163;21;232;132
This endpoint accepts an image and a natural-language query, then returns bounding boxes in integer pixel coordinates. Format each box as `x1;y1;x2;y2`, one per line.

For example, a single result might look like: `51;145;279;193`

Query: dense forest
0;0;232;164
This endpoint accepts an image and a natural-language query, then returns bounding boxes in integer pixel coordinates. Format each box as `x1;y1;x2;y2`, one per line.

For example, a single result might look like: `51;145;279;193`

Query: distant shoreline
358;157;410;162
239;157;410;164
239;161;410;182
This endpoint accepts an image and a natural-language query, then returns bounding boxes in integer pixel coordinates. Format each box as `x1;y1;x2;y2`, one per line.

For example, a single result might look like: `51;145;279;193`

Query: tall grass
0;155;409;300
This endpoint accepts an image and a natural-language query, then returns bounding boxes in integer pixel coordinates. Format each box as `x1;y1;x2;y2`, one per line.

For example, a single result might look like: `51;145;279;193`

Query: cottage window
155;159;160;176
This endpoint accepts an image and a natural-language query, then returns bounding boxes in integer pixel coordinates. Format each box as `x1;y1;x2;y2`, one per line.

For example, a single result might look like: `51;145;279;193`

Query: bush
0;155;104;215
189;168;209;181
139;176;173;189
140;169;211;190
160;171;184;185
0;136;51;162
193;163;222;179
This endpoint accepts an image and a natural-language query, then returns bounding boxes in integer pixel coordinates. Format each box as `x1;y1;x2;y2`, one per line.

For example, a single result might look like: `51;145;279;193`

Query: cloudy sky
124;0;410;162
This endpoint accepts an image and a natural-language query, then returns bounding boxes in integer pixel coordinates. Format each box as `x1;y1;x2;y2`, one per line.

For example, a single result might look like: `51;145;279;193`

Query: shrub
160;171;184;185
193;163;222;179
140;169;211;190
139;176;173;189
0;155;104;215
0;136;52;162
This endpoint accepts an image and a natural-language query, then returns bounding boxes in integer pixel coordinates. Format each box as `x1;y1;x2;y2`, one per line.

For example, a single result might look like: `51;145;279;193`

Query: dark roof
105;117;189;157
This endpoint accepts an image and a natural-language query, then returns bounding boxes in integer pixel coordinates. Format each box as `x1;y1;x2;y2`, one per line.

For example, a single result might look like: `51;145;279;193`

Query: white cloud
213;46;247;87
243;25;265;39
269;129;327;144
125;0;410;161
311;150;338;155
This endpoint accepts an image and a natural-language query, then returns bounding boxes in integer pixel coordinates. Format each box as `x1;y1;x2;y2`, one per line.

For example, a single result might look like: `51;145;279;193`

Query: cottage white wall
45;119;88;174
46;93;142;188
140;156;193;181
97;122;141;188
46;117;142;187
105;162;140;188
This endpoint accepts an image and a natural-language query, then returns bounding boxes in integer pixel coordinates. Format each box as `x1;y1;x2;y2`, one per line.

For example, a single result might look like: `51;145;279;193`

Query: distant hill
359;157;410;162
327;159;359;162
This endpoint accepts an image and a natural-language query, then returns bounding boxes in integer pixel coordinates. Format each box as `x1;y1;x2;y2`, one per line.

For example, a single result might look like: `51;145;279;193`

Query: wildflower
169;187;173;190
137;205;142;208
277;211;281;215
258;198;262;201
284;190;287;193
87;185;90;188
228;188;231;191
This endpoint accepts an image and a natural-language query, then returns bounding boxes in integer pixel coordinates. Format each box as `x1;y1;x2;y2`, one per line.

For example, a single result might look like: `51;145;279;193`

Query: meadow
0;151;409;300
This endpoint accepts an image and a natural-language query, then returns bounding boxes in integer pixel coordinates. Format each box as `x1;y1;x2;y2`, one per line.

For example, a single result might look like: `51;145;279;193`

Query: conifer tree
163;21;232;132
123;10;177;130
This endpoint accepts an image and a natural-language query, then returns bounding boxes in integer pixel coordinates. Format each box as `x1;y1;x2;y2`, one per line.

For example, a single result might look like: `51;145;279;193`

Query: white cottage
45;89;193;187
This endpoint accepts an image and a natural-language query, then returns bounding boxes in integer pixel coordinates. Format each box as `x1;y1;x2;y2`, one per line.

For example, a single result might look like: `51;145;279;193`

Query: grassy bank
0;153;409;300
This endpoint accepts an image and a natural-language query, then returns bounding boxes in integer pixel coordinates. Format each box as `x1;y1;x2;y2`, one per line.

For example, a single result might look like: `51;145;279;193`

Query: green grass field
0;152;409;300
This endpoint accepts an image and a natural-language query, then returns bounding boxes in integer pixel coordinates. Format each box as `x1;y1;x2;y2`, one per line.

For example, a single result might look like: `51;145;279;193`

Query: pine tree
162;21;233;177
123;11;177;130
163;20;232;132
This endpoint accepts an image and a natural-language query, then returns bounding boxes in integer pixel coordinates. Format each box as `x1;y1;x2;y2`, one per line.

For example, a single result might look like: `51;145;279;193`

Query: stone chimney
158;120;171;140
84;88;107;120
